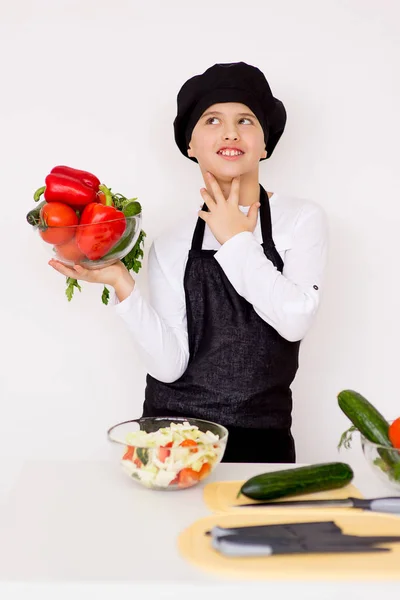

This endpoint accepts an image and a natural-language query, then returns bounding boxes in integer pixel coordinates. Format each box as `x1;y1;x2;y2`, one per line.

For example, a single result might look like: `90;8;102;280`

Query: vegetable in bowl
107;417;228;490
337;389;400;491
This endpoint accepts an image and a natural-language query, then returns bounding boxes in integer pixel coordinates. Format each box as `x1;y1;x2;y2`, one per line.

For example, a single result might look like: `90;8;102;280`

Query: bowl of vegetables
360;428;400;493
338;390;400;493
107;417;229;491
35;212;142;270
27;165;146;303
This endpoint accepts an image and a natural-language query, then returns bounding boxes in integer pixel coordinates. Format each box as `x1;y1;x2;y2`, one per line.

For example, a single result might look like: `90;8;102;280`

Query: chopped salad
120;421;223;489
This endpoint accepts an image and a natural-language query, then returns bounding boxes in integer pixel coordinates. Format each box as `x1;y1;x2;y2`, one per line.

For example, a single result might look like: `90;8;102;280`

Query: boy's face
187;102;267;179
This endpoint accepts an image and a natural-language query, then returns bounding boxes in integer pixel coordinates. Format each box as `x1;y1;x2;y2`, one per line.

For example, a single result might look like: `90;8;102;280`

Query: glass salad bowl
36;214;142;269
361;433;400;493
107;417;229;491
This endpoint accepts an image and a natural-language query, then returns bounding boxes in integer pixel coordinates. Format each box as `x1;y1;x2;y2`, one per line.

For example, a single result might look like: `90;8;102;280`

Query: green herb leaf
65;277;82;302
121;230;146;273
338;425;358;450
102;286;110;305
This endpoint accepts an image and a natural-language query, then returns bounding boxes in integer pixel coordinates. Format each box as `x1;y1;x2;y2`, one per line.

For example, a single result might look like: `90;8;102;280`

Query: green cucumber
122;200;141;217
338;389;400;469
26;200;46;226
238;462;354;501
338;390;390;446
136;448;149;465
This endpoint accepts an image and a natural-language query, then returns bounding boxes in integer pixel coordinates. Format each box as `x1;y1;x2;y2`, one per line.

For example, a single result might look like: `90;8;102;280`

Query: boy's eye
205;117;253;125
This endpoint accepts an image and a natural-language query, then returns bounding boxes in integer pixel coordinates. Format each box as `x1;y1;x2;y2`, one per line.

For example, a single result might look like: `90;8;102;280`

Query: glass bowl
107;416;229;491
37;214;142;269
361;433;400;493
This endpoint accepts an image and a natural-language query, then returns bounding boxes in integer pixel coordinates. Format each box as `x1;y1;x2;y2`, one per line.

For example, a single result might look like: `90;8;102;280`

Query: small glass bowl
107;416;229;491
37;214;142;269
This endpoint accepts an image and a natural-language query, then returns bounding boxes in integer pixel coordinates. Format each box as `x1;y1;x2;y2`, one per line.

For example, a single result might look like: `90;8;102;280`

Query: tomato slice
389;417;400;449
122;445;135;461
180;439;198;452
177;468;200;488
198;462;211;480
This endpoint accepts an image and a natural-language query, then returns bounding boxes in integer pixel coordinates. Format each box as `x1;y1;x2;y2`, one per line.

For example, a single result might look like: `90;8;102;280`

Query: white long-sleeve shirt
114;192;328;383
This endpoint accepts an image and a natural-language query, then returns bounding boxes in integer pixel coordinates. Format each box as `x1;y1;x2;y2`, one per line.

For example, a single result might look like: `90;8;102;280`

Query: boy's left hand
198;173;260;245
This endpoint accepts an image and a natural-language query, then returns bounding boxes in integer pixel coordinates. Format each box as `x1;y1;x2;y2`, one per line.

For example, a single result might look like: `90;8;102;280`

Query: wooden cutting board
177;508;400;580
203;480;363;513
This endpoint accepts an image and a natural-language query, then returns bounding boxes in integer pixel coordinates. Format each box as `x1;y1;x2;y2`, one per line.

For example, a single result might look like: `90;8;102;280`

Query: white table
0;459;399;599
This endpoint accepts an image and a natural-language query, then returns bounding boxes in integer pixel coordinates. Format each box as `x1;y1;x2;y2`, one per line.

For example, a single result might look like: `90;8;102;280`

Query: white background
1;0;399;496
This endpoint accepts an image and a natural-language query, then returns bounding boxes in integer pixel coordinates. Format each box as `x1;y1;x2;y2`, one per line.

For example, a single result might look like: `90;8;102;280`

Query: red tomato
158;441;173;463
122;446;135;461
55;237;86;262
178;468;200;488
39;202;78;245
198;462;211;480
180;439;198;452
389;417;400;449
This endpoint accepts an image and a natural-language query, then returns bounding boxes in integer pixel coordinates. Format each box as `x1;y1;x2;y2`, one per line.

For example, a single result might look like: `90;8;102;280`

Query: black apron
143;185;300;463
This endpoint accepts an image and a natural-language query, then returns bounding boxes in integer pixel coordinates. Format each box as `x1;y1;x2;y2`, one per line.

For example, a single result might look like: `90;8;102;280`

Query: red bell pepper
76;184;126;260
50;165;100;191
34;165;101;207
44;173;98;208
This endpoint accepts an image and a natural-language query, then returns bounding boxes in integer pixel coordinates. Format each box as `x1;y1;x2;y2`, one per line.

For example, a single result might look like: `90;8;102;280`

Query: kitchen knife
212;535;392;558
236;496;400;513
207;526;400;545
205;521;342;538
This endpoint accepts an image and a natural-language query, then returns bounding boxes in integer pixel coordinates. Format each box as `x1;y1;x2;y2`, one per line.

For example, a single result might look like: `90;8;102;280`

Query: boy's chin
204;162;245;180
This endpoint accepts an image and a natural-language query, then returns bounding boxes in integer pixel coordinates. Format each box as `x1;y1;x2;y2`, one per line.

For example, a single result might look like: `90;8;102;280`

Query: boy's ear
261;148;267;159
187;145;194;158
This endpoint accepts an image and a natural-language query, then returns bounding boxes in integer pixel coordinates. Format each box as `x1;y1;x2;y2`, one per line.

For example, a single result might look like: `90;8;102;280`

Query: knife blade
212;535;391;558
235;496;400;513
205;521;342;538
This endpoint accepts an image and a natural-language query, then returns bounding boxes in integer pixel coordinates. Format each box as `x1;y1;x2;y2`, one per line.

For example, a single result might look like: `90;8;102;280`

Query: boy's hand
48;259;135;301
198;172;260;245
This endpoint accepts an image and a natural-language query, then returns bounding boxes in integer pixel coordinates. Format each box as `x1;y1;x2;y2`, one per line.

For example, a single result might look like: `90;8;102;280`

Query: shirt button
313;285;319;290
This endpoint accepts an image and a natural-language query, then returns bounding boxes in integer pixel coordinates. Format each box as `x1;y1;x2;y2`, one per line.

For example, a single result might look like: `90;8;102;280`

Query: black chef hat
173;62;286;162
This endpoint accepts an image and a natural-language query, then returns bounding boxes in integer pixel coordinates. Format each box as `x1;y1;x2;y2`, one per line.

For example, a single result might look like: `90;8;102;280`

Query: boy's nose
223;129;240;141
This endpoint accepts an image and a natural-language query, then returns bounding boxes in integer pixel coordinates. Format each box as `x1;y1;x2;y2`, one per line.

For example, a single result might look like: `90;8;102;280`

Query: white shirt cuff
113;285;142;316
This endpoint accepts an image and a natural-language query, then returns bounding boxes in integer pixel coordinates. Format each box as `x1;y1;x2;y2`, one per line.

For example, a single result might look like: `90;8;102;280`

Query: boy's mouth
217;147;245;160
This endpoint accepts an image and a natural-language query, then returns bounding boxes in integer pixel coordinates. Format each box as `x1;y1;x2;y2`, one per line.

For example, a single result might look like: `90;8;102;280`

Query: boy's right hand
48;259;135;302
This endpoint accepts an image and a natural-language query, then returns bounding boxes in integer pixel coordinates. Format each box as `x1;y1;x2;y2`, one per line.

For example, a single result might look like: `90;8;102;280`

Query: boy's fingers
49;260;90;280
205;172;225;204
200;188;216;212
227;176;240;205
49;260;77;278
198;210;210;222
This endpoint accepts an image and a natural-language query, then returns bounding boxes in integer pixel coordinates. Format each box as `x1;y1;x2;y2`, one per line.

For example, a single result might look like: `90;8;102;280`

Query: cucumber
136;448;149;465
238;462;354;501
338;390;390;446
338;389;400;469
26;200;46;226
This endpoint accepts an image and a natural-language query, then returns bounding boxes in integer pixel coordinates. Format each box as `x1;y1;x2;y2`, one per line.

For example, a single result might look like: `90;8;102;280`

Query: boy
49;62;328;463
